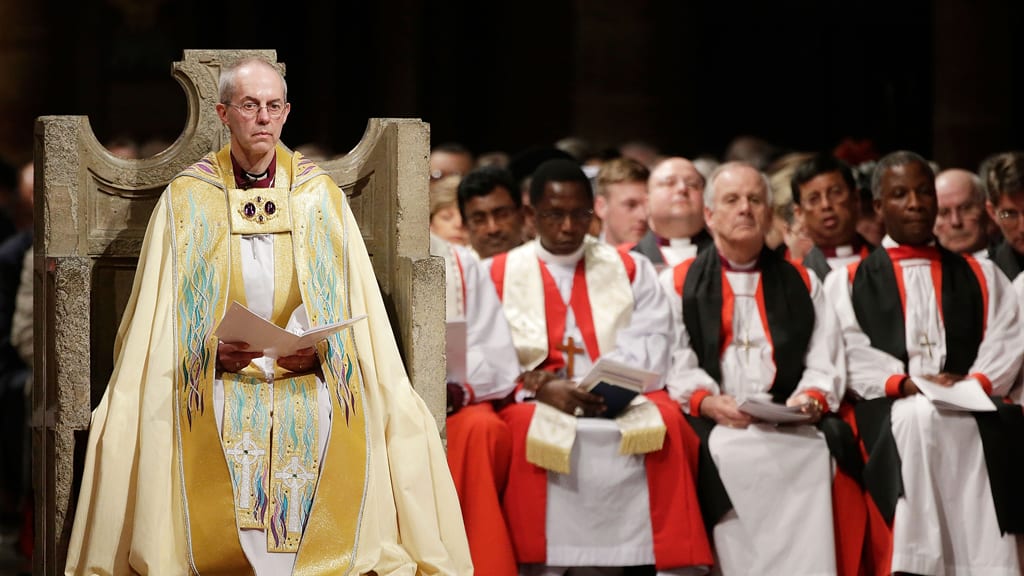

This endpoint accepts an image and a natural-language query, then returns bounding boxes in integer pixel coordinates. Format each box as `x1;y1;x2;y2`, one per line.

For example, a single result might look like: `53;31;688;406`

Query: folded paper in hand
913;377;996;412
577;358;659;418
737;397;811;424
214;301;366;358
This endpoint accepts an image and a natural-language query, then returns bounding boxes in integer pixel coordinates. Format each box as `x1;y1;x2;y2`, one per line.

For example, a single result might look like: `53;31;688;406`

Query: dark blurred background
1;0;1022;169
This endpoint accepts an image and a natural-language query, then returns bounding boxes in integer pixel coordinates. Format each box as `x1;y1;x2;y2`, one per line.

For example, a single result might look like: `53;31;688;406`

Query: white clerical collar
881;235;935;249
834;244;854;257
535;238;585;267
725;258;758;271
668;237;692;248
973;248;990;260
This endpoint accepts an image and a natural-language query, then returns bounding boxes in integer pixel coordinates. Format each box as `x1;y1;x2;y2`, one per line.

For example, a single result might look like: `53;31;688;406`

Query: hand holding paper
911;376;996;412
217;341;263;373
214;301;366;359
700;394;756;428
737;396;812;424
276;347;319;373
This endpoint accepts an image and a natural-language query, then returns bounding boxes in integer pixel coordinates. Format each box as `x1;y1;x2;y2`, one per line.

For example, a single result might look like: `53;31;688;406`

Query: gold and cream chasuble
217;173;321;550
170;146;366;572
64;143;472;576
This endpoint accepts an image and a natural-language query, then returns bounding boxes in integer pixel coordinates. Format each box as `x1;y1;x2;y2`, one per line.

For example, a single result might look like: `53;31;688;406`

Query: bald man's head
934;168;989;254
646;157;706;238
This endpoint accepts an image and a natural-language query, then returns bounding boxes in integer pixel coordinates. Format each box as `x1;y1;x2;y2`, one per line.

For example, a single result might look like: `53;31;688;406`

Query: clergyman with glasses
788;153;875;280
64;57;471;575
483;159;713;573
984;151;1024;279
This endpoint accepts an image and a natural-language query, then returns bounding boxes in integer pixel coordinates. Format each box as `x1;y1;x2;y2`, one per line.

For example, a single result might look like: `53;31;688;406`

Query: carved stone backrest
33;49;442;575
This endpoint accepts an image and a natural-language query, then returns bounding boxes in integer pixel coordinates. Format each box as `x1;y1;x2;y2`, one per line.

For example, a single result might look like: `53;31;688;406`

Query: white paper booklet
913;376;996;412
737;397;812;424
577;357;659;394
446;320;467;384
214;301;366;358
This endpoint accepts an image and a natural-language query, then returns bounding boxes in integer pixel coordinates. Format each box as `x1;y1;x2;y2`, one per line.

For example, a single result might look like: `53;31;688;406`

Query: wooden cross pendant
556;336;585;379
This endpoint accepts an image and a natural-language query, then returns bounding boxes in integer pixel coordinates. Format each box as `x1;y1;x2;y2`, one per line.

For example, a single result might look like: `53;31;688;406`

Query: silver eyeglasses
225;101;287;119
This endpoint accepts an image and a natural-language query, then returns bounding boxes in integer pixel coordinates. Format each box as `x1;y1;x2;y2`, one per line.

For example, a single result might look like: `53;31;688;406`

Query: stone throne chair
32;49;444;575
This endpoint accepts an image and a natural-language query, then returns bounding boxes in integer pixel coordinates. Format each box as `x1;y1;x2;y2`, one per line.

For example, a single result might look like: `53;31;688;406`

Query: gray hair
218;58;288;104
704;161;773;210
870;150;933;200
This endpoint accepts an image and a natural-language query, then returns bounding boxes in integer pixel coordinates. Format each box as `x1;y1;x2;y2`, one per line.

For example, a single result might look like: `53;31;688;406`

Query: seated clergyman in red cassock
486;159;713;575
431;232;521;576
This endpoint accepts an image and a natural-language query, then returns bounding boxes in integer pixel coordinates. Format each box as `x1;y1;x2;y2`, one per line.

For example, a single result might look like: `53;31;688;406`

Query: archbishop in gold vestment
64;145;472;575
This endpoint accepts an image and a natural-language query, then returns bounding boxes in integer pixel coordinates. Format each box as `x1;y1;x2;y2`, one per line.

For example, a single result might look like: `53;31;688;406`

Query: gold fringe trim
525;402;577;474
526;437;573;475
619;425;666;455
616;398;666;455
524;397;667;472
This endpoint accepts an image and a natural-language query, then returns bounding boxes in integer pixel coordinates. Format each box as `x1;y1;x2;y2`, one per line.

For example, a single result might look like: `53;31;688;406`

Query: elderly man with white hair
660;162;851;575
934;168;992;258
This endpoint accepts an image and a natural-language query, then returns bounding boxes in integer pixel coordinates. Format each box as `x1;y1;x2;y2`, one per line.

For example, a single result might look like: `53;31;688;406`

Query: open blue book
577;358;660;419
